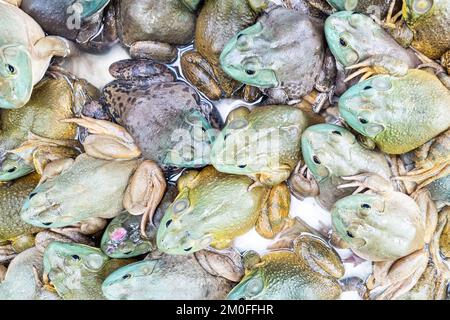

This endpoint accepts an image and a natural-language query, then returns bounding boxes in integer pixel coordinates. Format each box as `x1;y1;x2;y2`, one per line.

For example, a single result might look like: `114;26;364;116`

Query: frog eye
312;155;321;165
173;199;189;213
71;255;81;261
122;273;132;280
5;64;16;75
412;0;432;14
165;219;172;228
339;37;348;47
346;231;354;238
29;192;38;199
184;247;193;252
358;117;369;124
6;166;16;173
228;119;248;130
242;58;260;76
363;86;372;90
361;203;371;209
331;130;342;136
245;276;264;297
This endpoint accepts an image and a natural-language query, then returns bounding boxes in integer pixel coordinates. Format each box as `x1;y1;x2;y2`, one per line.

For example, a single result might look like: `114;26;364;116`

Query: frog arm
62;116;141;160
209;238;233;250
34;36;78;59
225;106;251;126
344;54;409;82
123;160;167;238
293;233;345;279
38;158;74;185
194;248;245;282
254;164;293;187
442;51;450;75
412;189;438;244
10;234;35;253
177;170;200;192
180;51;223;100
287;162;320;200
255;182;290;239
32;146;79;176
337;172;394;195
0;244;17;263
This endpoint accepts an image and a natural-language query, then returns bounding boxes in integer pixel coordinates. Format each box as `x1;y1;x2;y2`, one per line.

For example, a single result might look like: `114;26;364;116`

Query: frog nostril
346;231;354;238
184;247;193;252
332;130;342;136
361;203;371;209
29;192;37;199
42;222;52;226
165;219;172;228
363;86;372;90
238;164;247;169
6;167;16;173
245;69;256;75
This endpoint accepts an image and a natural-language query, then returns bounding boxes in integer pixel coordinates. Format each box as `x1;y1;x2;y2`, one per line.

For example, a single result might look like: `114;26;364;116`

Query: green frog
338;69;450;154
227;233;345;300
43;241;133;300
210;105;319;187
157;166;291;254
0;0;76;109
102;249;243;300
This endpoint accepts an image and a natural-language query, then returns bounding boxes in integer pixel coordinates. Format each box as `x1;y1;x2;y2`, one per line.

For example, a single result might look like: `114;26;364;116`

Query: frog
338;69;450;154
220;5;337;110
288;124;395;211
0;73;100;182
325;0;398;18
102;248;244;300
157;166;291;254
180;0;269;100
92;59;222;171
210;105;321;187
227;233;345;300
20;116;167;237
101;185;177;259
20;0;115;53
43;241;134;300
0;0;77;109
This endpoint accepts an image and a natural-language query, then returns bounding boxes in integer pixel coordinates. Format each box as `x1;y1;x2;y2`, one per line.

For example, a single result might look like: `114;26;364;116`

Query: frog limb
10;234;35;253
442;51;450;74
412;189;438;244
255;183;290;239
293;233;345;279
194;248;244;282
430;208;450;278
62;116;141;160
34;36;78;59
0;244;17;263
247;0;269;13
242;250;262;270
339;277;367;299
225;106;250;125
344;55;409;82
255;164;292;186
338;173;394;195
0;264;6;282
177;170;199;191
130;41;178;64
38;158;74;185
35;229;95;253
181;51;222;100
3;0;21;6
288;162;320;200
123;160;167;237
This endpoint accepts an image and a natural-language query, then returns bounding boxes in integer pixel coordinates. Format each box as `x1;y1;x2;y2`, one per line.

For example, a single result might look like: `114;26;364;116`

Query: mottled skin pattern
157;166;289;254
20;154;138;228
101;186;177;258
102;253;236;300
220;7;326;102
0;247;59;300
44;242;132;300
100;59;221;169
339;69;450;154
326;0;395;17
0;77;77;160
0;173;42;253
428;175;449;208
291;124;391;210
211;105;312;186
227;235;344;300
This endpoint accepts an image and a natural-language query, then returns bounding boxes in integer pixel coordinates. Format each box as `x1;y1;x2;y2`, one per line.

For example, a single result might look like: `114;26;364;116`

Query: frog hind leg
180;51;223;100
255;182;291;239
130;41;178;64
62;116;141;160
194;248;244;282
123;160;167;238
34;36;79;59
415;50;450;90
344;54;409;82
0;244;17;264
10;234;35;253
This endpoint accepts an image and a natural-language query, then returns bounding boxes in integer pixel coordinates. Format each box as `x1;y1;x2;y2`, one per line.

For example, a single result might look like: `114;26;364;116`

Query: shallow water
61;44;371;300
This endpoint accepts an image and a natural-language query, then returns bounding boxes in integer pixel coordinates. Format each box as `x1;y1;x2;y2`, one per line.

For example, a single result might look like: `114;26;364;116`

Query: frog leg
430;208;450;278
255;182;291;239
177;170;200;192
0;264;7;282
0;244;17;264
31;145;79;176
71;79;101;116
344;54;409;82
38;158;74;185
209;238;233;250
412;189;438;244
10;234;35;253
34;36;78;59
62;116;141;160
194;248;244;282
293;233;345;279
338;173;394;195
130;41;178;64
180;51;223;100
225;106;251;126
442;51;450;75
34;229;95;254
415;49;450;90
254;164;293;187
123;160;167;237
287;161;320;200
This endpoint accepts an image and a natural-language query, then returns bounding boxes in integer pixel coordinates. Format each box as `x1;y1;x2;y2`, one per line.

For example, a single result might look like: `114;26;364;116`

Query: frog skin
43;242;133;300
101;185;177;259
288;124;392;210
102;249;244;300
20;0;114;53
220;6;336;109
227;234;345;300
325;0;397;17
96;59;221;171
20;117;167;237
427;175;449;210
157;166;291;254
210;105;318;187
338;69;450;154
0;247;60;300
181;0;268;100
0;74;99;182
0;0;76;109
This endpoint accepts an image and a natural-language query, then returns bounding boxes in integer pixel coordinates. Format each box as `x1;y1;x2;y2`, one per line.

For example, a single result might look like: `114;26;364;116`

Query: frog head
301;124;358;183
403;0;434;23
0;153;33;182
0;44;33;109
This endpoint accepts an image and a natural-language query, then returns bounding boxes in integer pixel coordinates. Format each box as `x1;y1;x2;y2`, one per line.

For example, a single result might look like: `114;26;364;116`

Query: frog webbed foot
63;116;141;160
181;51;223;100
338;173;394;195
255;182;291;239
129;41;178;64
195;248;244;282
287;162;320;200
345;54;409;82
123;160;167;238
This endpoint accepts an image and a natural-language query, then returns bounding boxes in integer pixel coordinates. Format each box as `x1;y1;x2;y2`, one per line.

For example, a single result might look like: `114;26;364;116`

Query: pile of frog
0;0;448;300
